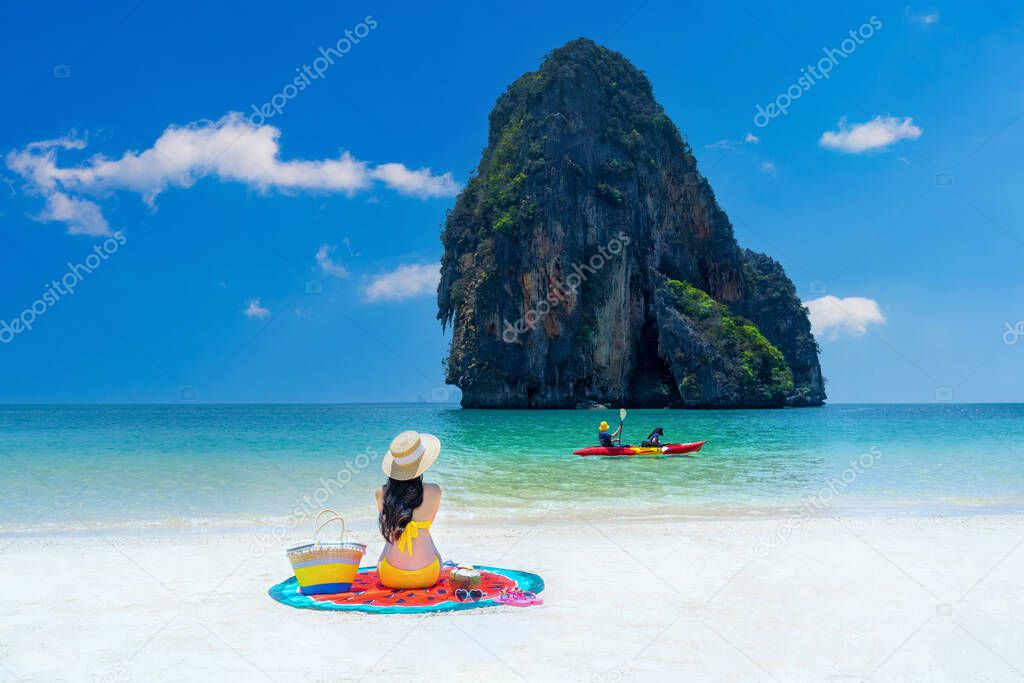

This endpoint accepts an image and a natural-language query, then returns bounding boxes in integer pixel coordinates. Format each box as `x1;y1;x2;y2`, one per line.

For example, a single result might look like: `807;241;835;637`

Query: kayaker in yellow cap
598;421;622;448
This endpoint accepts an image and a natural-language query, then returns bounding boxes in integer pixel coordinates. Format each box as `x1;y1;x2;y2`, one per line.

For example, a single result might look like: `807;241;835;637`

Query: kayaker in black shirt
641;427;664;448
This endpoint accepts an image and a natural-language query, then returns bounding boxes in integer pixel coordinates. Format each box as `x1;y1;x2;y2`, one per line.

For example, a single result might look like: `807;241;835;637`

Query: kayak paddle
618;408;627;444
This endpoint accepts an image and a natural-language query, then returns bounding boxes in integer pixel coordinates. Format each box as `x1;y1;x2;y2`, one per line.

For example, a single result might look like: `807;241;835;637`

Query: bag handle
313;508;346;543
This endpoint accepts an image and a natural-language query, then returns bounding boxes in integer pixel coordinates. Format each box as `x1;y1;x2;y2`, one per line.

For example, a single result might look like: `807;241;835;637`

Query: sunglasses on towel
454;588;484;602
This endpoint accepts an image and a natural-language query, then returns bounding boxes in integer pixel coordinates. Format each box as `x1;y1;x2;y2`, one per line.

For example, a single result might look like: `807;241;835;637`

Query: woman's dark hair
379;476;424;543
648;427;664;439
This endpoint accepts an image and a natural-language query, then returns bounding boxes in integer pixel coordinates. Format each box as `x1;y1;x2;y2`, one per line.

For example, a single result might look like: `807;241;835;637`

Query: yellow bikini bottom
378;557;441;589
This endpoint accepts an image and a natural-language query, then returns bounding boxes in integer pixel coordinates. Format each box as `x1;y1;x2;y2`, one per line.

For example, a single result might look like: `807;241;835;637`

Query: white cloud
705;139;734;150
244;298;271;319
6;112;461;235
819;116;923;153
315;243;349;278
805;295;885;339
38;191;111;236
364;263;440;302
705;133;760;151
906;7;940;24
759;160;776;174
371;163;460;198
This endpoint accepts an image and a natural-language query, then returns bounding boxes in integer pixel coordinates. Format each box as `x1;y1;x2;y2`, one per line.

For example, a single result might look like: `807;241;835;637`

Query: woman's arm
374;487;385;561
425;483;442;516
428;484;442;562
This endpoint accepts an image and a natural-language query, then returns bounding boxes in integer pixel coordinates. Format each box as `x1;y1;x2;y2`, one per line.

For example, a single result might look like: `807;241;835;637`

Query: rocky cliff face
438;38;825;408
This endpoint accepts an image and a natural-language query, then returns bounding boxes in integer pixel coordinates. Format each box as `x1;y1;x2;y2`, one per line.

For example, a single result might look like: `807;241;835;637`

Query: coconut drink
449;564;482;591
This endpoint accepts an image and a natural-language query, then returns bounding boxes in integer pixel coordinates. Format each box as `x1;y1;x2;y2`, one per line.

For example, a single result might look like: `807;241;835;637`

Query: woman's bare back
375;482;441;569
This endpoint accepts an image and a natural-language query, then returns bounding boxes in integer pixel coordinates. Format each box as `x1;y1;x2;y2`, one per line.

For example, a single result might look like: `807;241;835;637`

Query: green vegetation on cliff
666;280;794;401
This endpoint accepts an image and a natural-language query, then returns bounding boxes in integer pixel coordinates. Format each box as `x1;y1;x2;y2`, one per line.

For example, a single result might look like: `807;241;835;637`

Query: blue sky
0;1;1022;404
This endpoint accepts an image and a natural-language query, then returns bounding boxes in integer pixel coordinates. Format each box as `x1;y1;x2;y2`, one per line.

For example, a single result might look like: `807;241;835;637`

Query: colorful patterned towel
269;564;544;614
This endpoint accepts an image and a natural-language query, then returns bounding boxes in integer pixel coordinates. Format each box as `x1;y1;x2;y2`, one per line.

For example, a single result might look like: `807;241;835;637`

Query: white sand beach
1;514;1022;682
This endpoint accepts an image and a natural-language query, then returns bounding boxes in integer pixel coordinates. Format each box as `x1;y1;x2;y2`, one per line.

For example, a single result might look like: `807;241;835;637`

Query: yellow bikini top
395;520;432;555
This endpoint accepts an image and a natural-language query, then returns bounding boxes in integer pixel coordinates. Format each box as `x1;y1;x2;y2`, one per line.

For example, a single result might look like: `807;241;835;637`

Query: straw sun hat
382;430;441;481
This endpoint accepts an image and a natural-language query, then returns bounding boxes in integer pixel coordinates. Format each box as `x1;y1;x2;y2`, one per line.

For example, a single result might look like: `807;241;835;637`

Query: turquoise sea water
2;403;1023;530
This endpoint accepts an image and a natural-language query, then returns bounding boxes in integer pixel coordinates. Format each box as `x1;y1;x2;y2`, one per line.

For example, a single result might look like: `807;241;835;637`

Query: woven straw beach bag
286;509;366;595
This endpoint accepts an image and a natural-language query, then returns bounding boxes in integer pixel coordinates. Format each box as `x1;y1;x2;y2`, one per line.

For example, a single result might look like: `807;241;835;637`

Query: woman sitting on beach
375;430;443;589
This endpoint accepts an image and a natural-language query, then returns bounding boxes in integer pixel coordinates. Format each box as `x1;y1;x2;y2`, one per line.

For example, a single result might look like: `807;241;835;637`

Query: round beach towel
269;564;544;614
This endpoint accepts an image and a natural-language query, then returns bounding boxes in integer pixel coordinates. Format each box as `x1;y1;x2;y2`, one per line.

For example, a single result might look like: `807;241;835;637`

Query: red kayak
573;441;706;457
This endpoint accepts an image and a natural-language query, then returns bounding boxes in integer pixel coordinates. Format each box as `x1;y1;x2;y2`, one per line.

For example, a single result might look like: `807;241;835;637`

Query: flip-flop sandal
518;589;543;606
496;589;543;607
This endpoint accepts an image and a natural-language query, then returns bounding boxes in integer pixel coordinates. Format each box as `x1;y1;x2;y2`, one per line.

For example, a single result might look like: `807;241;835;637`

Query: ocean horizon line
0;401;1023;407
